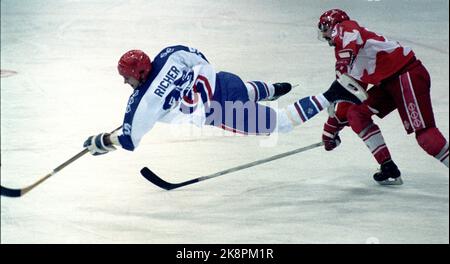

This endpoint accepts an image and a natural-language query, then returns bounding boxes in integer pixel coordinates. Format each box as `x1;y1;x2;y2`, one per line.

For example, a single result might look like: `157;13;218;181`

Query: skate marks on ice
239;170;449;207
0;69;18;78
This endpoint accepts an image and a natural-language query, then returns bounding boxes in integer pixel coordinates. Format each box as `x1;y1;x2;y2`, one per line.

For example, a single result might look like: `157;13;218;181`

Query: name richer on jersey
154;66;180;97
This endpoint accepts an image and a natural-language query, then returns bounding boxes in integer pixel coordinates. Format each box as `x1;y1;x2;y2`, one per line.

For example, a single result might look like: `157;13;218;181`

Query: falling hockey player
83;45;362;157
316;9;449;185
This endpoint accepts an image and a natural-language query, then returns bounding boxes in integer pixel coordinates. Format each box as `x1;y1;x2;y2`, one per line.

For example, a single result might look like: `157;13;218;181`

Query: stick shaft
198;142;323;182
19;149;90;195
141;141;324;191
1;125;122;197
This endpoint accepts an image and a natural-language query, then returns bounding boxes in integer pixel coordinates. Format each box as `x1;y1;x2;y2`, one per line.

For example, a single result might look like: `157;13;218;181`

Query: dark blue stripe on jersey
118;77;154;151
196;82;209;105
154;45;209;64
298;97;319;120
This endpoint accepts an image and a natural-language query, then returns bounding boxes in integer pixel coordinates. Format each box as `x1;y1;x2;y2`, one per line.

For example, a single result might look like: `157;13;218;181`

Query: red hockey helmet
318;9;350;32
118;50;152;81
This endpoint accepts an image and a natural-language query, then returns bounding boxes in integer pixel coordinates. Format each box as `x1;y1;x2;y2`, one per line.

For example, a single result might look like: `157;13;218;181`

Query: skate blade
265;96;281;101
376;176;403;186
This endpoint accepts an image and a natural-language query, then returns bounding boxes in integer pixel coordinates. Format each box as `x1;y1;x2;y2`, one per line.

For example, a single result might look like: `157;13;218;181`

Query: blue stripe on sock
298;97;319;120
253;81;268;100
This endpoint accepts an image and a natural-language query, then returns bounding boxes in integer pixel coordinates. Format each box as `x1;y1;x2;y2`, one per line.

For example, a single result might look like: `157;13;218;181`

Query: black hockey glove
323;80;363;105
83;133;116;156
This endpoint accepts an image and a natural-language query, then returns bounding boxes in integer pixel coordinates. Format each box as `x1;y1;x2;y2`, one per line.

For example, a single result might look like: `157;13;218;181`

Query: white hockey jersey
117;45;216;151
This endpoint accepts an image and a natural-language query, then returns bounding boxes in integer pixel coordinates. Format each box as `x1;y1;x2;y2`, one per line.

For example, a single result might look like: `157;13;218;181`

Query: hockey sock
358;124;392;164
245;81;275;101
347;104;392;164
416;127;449;168
275;94;329;133
438;143;449;168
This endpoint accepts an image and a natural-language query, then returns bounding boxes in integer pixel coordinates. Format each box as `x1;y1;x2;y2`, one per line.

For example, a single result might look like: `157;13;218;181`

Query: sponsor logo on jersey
159;48;174;58
125;89;140;114
408;103;423;129
123;123;132;136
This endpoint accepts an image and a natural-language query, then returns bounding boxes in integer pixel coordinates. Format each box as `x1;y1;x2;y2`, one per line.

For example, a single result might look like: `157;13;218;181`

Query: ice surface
1;0;448;243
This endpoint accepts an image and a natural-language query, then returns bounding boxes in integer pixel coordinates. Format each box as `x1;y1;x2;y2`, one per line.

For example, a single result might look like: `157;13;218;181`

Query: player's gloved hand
83;133;116;156
322;132;341;151
322;117;344;151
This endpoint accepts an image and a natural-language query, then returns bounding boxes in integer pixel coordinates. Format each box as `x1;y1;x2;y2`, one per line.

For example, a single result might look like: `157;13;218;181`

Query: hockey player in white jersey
83;45;361;155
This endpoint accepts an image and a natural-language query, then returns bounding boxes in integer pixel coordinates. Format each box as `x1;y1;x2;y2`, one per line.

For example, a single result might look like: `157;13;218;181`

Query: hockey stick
141;141;324;190
1;126;122;198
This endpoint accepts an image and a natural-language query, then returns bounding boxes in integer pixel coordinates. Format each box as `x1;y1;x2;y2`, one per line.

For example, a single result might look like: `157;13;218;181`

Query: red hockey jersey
332;20;415;85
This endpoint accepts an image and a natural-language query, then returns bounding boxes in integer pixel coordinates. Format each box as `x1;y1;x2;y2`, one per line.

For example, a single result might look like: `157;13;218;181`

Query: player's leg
212;72;329;134
222;94;332;135
245;81;292;102
347;86;401;184
394;62;449;168
275;94;330;133
347;87;396;165
222;92;338;135
221;99;278;135
272;79;367;133
416;128;449;167
211;71;363;134
209;72;276;134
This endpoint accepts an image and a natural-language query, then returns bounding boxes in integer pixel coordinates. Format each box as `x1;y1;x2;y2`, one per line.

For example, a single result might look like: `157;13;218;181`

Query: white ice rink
1;0;448;244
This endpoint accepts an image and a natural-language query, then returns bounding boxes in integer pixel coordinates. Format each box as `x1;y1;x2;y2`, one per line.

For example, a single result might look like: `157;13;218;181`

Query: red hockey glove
322;117;344;151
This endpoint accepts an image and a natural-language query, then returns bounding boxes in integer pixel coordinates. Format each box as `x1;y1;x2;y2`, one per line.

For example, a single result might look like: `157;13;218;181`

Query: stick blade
140;167;200;190
140;167;177;190
1;185;22;197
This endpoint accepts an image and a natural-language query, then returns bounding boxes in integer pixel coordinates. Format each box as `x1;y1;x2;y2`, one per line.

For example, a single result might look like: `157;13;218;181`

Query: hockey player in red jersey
318;9;449;185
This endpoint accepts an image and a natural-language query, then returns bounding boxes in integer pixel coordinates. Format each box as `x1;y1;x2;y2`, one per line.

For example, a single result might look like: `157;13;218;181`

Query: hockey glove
323;80;363;105
322;117;344;151
83;133;116;156
322;132;341;151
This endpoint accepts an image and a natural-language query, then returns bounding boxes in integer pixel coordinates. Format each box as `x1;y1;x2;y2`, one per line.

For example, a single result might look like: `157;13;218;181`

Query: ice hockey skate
266;82;292;101
373;160;403;185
